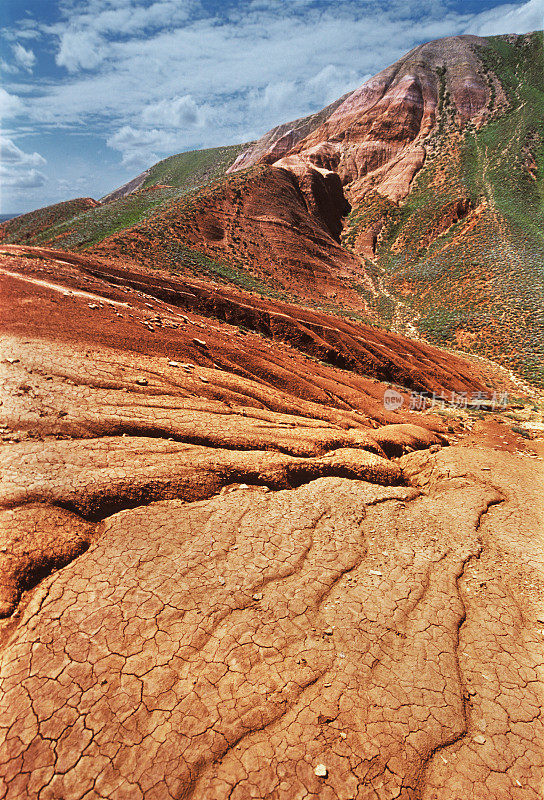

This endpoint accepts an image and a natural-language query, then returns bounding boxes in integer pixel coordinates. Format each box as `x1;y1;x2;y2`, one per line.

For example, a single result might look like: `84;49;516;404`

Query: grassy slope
2;144;247;251
345;32;544;385
0;198;98;245
140;144;247;191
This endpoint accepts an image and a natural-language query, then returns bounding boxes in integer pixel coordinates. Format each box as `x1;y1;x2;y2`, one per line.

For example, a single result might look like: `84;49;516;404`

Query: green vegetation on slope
346;31;544;386
0;198;98;245
28;188;183;250
140;144;248;192
2;144;248;250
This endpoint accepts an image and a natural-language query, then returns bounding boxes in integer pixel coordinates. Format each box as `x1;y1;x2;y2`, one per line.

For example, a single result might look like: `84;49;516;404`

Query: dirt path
0;266;131;309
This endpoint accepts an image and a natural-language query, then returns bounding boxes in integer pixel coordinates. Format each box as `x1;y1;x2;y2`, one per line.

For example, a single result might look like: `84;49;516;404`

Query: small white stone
252;592;263;601
168;360;181;367
473;734;486;745
369;570;383;577
314;764;328;778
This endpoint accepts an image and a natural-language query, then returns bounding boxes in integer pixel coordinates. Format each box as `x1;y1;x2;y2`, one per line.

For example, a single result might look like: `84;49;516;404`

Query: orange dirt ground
0;246;542;800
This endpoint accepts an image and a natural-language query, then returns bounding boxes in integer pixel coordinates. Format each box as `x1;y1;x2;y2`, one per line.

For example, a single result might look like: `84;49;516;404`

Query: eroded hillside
1;32;544;798
1;244;543;799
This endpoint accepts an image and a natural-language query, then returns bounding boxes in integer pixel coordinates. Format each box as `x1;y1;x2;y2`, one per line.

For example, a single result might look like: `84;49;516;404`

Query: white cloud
12;43;36;72
0;168;46;188
249;81;299;114
0;88;24;119
56;0;197;38
0;60;18;76
106;124;175;166
468;0;543;36
0;137;46;167
142;94;207;128
51;0;199;74
308;65;371;107
56;30;107;72
0;136;47;193
107;125;173;151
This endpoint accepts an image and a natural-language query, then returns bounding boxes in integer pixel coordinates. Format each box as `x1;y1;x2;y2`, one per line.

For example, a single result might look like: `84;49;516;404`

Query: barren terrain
0;246;542;799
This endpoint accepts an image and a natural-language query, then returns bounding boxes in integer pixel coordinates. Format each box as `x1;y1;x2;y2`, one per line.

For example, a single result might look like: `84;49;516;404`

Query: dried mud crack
0;249;543;799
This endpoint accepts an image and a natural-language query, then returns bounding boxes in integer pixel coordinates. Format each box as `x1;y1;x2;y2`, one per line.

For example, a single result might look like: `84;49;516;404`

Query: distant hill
0;144;248;251
0;198;99;245
1;31;542;385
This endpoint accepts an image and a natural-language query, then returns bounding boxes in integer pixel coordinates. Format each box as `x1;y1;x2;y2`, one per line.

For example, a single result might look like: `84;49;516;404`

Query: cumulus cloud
142;95;207;128
0;168;46;189
0;137;46;167
308;65;371;107
0;136;47;192
107;125;173;151
56;30;107;72
106;125;175;166
12;43;36;72
249;81;299;114
0;88;24;118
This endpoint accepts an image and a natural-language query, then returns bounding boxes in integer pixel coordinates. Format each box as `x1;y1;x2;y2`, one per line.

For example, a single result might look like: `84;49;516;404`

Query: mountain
2;31;542;385
228;31;544;384
1;30;544;800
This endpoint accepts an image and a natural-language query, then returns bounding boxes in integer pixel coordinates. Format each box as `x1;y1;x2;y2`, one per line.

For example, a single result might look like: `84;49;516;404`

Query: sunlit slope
346;32;544;385
0;198;99;245
0;144;247;250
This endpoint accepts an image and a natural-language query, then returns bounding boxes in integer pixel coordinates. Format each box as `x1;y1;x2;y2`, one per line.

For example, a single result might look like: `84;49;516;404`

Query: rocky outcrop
227;93;351;174
230;35;491;202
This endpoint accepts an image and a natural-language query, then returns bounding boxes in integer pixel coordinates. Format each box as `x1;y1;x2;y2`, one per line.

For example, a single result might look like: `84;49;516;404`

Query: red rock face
97;164;375;308
231;35;491;202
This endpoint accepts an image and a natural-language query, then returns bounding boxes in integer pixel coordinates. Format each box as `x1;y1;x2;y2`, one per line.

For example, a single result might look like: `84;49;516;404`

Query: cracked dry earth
1;252;543;799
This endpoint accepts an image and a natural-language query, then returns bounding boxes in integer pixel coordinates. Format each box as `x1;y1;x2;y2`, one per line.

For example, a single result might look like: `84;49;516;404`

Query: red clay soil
94;164;375;309
0;244;499;399
0;246;543;800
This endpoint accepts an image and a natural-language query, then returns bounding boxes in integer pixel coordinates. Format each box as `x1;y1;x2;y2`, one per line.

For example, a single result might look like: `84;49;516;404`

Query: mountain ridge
1;30;543;383
1;29;544;800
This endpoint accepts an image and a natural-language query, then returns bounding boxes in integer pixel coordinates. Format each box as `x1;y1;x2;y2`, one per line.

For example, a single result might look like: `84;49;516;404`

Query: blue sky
1;0;542;213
